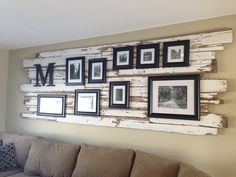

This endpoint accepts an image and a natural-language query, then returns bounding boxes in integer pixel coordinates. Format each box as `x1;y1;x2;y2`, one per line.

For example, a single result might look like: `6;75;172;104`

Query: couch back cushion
72;144;134;177
178;163;211;177
0;133;38;168
24;139;80;177
130;151;180;177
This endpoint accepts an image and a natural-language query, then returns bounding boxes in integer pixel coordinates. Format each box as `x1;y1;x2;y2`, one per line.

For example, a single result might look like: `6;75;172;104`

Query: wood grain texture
20;30;232;135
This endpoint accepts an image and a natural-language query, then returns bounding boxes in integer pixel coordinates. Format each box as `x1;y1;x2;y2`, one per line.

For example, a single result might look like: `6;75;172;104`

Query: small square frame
74;89;100;116
109;81;130;108
163;40;190;67
113;46;134;70
136;43;160;69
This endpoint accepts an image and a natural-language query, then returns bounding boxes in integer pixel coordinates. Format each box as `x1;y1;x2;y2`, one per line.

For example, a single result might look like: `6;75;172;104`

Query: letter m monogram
34;63;55;87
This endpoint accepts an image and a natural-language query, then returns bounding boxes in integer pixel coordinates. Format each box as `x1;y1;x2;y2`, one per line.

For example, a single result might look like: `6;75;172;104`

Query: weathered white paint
21;112;218;135
20;30;232;135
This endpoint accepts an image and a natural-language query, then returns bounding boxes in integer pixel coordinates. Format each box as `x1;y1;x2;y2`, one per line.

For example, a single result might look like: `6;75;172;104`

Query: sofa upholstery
24;139;80;177
130;150;180;177
0;132;212;177
72;144;134;177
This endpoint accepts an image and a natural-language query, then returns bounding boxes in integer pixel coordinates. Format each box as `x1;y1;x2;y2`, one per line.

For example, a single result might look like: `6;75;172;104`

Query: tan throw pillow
72;144;134;177
130;151;180;177
178;163;211;177
24;139;80;177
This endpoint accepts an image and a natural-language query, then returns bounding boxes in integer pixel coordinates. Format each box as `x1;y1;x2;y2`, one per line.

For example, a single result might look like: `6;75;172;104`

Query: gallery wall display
136;43;159;69
113;46;134;70
74;89;100;116
163;40;190;67
66;57;85;85
148;75;200;120
88;58;107;83
109;81;130;108
21;30;232;135
37;94;66;117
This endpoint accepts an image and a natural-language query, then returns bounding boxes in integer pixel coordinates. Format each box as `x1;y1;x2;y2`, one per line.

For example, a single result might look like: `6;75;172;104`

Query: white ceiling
0;0;236;49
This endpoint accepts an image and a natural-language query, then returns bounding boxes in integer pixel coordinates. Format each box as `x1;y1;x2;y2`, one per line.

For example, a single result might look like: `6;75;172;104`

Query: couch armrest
178;163;212;177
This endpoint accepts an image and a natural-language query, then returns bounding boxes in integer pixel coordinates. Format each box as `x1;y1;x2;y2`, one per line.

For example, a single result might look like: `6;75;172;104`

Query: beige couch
0;133;211;177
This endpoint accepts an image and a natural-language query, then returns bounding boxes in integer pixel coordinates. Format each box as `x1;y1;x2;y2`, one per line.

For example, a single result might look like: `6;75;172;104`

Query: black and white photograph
109;81;130;108
136;43;159;69
37;94;66;117
113;46;134;70
148;75;200;120
163;40;190;67
74;89;100;116
66;57;85;85
88;58;107;83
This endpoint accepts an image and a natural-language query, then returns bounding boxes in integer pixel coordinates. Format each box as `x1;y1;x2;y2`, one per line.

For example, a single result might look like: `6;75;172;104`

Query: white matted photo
163;40;190;67
66;57;85;85
109;81;130;108
113;46;133;69
37;94;66;117
88;58;107;83
136;43;159;68
74;89;100;116
148;75;200;120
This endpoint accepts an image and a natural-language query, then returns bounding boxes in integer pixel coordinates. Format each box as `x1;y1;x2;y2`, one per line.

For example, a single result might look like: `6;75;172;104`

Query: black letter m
34;63;55;87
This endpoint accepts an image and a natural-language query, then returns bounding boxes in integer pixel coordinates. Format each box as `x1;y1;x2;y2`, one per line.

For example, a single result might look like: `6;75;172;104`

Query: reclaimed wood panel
20;30;232;135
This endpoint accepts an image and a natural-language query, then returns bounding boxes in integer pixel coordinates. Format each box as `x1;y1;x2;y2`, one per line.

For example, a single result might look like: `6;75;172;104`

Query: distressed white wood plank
190;45;224;52
190;52;215;60
201;80;227;93
150;114;224;128
20;79;227;93
21;112;218;135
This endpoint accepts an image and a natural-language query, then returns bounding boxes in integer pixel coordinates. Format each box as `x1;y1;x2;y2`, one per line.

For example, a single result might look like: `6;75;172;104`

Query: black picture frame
109;81;130;108
148;74;200;120
74;89;100;116
37;94;66;117
136;43;160;69
66;57;85;85
113;46;134;70
163;40;190;67
88;58;107;83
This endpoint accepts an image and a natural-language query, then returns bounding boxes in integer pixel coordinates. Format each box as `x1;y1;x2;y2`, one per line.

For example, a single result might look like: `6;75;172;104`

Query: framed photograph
109;81;130;108
74;89;100;116
163;40;190;67
113;46;133;70
88;58;107;83
148;75;200;120
66;57;85;85
136;43;159;69
37;94;66;117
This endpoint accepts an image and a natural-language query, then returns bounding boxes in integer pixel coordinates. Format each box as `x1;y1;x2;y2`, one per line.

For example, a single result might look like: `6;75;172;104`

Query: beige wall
7;14;236;177
0;49;9;132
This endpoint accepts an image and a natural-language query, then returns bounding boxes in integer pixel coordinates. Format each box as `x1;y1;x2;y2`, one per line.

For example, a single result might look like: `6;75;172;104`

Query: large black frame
109;81;130;108
148;74;200;120
113;46;134;70
163;40;190;67
37;94;66;117
66;57;85;85
136;43;160;69
88;58;107;83
74;89;100;116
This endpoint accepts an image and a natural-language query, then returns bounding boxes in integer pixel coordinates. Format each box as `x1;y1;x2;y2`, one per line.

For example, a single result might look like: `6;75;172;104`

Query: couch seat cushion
24;139;80;177
178;163;211;177
72;144;134;177
0;133;38;168
130;151;180;177
0;169;22;177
